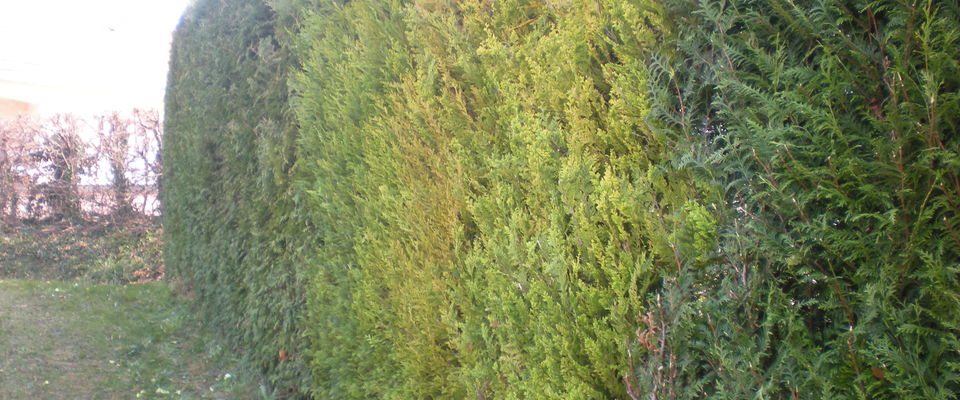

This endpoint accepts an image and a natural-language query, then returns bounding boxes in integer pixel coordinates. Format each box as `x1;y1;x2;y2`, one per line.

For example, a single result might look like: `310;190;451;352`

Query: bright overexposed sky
0;0;193;115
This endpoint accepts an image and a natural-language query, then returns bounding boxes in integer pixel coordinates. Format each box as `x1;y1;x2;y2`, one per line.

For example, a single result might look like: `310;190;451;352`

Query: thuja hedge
163;0;959;398
292;0;675;397
639;1;960;398
163;0;312;395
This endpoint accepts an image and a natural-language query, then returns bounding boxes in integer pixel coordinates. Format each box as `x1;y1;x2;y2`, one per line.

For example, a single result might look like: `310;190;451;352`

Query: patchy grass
0;279;263;399
0;220;280;399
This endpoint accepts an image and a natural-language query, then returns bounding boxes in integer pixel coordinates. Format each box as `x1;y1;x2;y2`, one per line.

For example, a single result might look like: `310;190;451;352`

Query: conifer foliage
291;1;662;397
641;0;960;398
162;0;959;398
163;0;311;395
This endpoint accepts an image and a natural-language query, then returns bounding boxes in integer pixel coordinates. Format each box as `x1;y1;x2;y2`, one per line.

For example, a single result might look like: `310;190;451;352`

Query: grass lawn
0;279;262;399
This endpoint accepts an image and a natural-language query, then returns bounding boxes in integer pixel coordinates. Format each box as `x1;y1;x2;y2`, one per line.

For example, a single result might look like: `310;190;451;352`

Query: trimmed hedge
292;1;666;398
639;1;960;398
163;0;959;398
163;0;311;395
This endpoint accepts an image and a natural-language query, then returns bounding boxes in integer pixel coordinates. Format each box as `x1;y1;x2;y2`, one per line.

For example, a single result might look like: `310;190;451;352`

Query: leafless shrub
0;109;162;226
0;116;42;223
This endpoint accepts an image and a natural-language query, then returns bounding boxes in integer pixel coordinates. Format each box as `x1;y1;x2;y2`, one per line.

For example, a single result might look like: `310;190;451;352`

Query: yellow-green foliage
163;0;960;398
292;0;673;398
